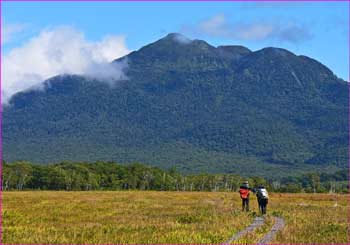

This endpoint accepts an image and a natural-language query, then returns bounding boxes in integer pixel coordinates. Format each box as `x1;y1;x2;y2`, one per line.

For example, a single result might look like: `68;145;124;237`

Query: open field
2;191;349;244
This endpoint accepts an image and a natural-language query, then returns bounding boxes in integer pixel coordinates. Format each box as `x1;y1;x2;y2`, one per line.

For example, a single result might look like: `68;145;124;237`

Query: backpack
257;188;269;199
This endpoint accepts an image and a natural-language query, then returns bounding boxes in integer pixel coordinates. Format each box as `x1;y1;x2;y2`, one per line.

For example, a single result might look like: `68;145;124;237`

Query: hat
242;181;249;187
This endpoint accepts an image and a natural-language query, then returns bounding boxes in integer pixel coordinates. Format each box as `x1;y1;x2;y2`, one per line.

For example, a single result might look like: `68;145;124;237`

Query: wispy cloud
172;33;192;44
2;23;27;44
182;14;312;43
2;26;130;104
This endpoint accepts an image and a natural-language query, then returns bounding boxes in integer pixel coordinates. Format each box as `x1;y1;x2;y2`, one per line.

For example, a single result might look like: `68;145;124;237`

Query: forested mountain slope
3;33;348;176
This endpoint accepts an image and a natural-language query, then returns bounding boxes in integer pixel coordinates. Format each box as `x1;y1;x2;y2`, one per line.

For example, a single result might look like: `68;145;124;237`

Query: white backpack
258;188;269;199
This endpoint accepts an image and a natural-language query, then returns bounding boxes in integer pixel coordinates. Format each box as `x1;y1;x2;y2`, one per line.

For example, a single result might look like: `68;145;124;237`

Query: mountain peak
127;33;216;64
163;33;192;44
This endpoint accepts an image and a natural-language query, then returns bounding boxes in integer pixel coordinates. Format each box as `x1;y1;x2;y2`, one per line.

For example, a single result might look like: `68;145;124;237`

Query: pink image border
0;0;349;245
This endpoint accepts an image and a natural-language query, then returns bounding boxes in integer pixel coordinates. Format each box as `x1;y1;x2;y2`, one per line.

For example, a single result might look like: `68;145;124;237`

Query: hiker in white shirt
256;185;269;214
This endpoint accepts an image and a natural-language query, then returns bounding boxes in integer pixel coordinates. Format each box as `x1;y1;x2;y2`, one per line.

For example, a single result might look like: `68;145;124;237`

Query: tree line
2;161;348;193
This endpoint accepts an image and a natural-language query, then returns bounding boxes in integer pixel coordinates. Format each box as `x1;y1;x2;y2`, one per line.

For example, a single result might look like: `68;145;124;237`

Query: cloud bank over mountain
2;26;130;104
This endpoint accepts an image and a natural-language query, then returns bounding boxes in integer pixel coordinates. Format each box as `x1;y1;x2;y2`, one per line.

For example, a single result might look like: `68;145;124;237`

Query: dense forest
2;161;348;193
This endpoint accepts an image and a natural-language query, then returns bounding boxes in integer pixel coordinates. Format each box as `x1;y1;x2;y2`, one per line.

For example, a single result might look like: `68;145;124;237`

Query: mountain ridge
3;33;348;177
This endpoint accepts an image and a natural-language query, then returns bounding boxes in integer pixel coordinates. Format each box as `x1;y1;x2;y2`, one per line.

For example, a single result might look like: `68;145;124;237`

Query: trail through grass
258;216;285;244
2;192;348;244
226;216;265;243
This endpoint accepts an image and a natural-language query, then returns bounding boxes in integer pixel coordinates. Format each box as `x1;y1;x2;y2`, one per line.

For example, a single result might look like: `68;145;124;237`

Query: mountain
3;33;348;177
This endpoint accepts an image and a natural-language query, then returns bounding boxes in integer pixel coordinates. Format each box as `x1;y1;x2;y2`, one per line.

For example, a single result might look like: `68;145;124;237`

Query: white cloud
199;14;226;36
2;26;130;104
2;23;27;44
84;58;129;82
183;14;311;42
172;33;192;44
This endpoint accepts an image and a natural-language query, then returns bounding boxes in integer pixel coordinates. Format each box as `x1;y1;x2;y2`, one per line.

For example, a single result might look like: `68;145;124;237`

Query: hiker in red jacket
239;181;251;212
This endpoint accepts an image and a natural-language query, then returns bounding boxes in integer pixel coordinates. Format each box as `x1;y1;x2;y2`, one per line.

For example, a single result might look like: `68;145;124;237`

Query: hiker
256;185;269;214
239;181;251;212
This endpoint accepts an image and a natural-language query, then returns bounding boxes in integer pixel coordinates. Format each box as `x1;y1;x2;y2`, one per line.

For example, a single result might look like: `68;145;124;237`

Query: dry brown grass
3;191;252;244
270;193;349;244
2;191;349;244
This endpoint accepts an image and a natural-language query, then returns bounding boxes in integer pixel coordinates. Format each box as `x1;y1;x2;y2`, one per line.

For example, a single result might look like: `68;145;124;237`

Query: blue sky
2;1;349;83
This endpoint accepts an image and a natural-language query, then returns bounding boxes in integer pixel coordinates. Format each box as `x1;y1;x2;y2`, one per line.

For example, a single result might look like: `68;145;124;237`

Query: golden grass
3;191;253;244
2;191;349;244
270;193;349;244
